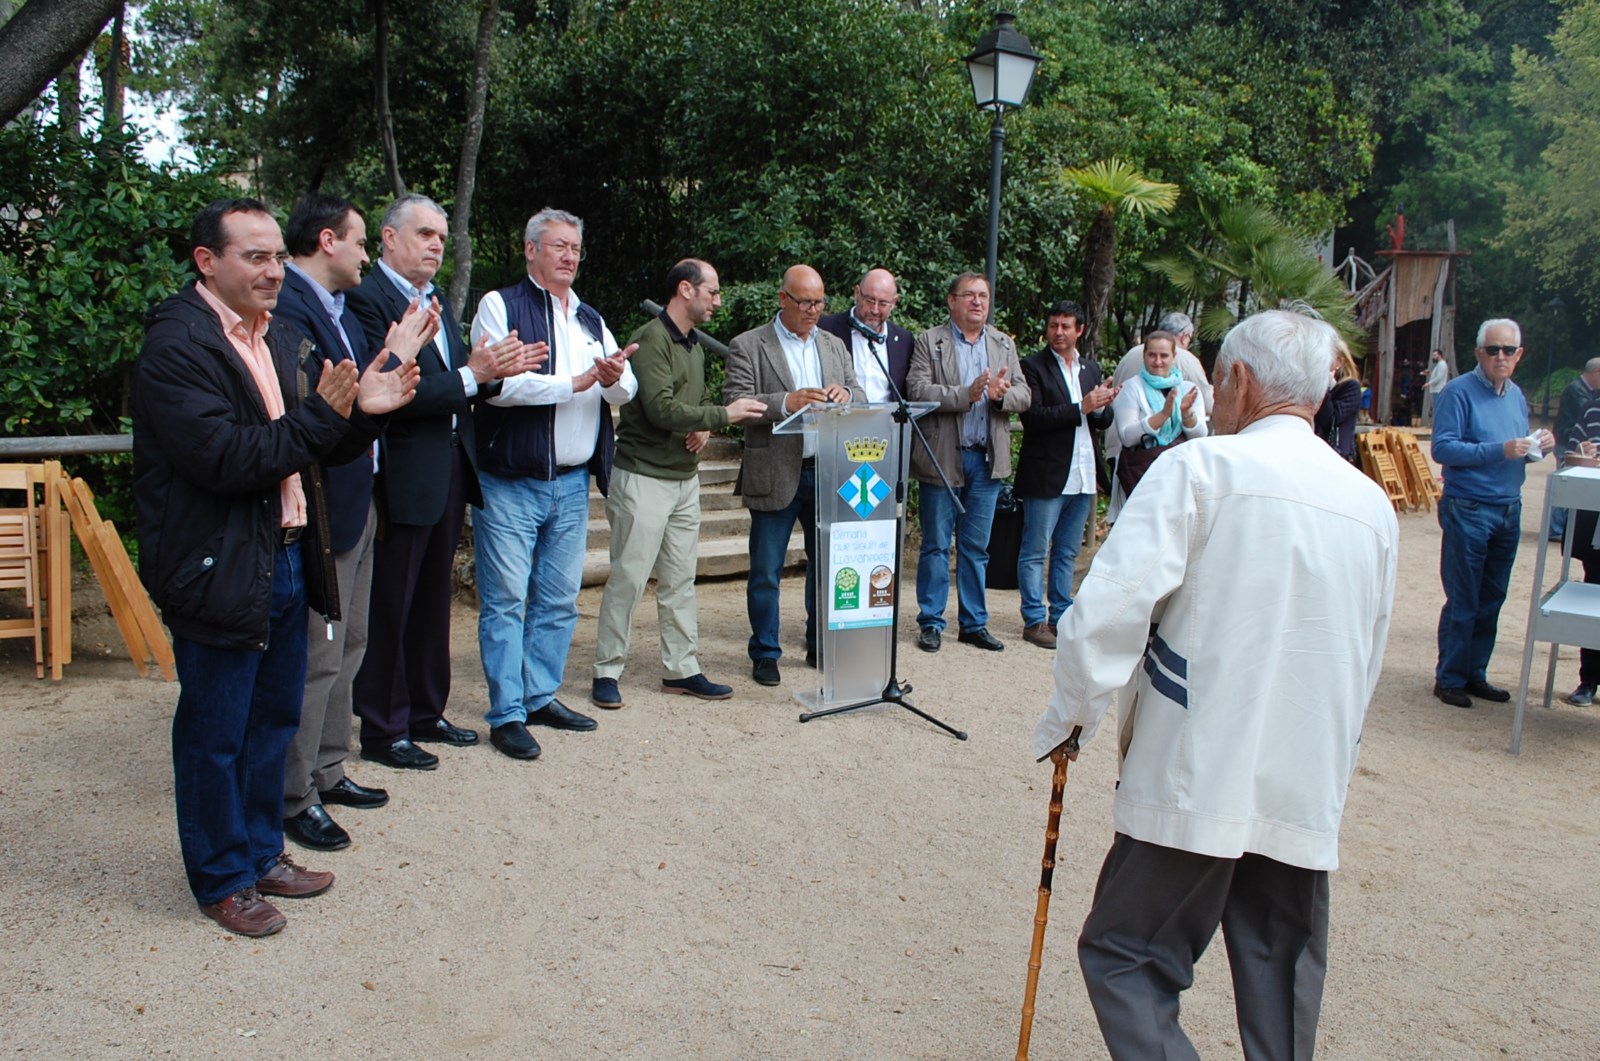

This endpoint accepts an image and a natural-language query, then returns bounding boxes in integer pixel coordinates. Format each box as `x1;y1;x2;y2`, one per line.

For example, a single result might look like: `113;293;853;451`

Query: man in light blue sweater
1431;318;1555;708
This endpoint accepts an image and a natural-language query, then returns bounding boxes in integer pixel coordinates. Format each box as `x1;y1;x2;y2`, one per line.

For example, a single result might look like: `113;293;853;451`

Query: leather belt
962;444;987;453
279;526;304;545
800;457;817;470
556;464;586;476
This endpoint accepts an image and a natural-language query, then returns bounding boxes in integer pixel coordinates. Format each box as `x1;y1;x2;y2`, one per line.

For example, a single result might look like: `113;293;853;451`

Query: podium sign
775;401;934;709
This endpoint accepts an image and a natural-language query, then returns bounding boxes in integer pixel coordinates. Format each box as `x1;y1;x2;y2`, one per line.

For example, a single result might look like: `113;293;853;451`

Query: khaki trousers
594;468;703;681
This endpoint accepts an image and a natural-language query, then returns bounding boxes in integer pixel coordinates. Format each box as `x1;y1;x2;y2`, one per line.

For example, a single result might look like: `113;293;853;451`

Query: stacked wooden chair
1356;430;1442;513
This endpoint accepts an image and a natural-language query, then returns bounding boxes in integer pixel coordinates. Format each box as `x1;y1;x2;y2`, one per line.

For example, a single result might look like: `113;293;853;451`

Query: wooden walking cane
1016;725;1081;1061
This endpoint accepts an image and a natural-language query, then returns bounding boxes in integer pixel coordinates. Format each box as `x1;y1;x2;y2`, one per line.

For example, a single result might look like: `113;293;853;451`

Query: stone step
581;529;803;587
585;507;751;553
588;480;742;519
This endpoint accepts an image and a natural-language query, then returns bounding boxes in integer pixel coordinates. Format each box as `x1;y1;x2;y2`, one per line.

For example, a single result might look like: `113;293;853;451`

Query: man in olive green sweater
591;259;767;707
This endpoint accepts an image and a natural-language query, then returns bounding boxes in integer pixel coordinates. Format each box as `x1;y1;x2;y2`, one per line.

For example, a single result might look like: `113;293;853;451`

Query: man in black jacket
1014;300;1118;649
132;198;419;937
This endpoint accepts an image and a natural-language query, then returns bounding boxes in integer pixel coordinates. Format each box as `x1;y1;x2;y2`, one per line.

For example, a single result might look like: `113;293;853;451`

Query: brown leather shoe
256;852;334;898
1022;622;1057;649
199;887;287;937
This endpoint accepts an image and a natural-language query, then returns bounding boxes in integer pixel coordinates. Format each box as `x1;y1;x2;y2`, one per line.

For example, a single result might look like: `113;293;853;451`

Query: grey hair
1476;318;1522;347
1216;310;1339;408
525;207;584;246
381;193;446;233
1157;311;1194;338
1586;357;1600;374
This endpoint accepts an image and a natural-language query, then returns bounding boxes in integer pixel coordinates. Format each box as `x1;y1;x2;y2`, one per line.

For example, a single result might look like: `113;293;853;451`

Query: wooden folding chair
0;465;46;678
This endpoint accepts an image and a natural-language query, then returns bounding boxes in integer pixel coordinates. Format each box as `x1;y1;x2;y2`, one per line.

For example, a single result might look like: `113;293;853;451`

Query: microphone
851;316;887;347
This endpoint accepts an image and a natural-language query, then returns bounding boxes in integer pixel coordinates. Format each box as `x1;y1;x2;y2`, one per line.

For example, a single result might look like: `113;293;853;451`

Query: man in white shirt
469;208;637;759
1035;309;1399;1060
1422;348;1451;426
1013;300;1118;648
818;269;913;403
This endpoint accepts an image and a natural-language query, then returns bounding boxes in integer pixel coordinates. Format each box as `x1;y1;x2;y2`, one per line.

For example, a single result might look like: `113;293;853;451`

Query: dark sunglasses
1482;345;1520;357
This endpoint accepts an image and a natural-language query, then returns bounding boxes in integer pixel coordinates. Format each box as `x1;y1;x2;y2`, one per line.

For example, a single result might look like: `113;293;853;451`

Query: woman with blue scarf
1108;330;1208;515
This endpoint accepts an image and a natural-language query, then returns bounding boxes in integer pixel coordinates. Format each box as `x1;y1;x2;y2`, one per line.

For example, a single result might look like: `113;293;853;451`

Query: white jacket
1034;416;1398;871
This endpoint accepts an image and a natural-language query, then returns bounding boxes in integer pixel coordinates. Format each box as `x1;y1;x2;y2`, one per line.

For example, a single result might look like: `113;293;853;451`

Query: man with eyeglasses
725;264;861;686
1431;319;1554;709
819;269;913;404
132;198;422;936
466;208;637;759
591;259;768;709
347;194;540;772
907;272;1031;653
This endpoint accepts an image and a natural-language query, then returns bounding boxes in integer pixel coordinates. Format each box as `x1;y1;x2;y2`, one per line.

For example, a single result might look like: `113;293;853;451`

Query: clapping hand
986;366;1013;401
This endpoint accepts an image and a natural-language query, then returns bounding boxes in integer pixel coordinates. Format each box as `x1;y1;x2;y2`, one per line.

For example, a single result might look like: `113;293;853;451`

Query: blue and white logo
837;463;891;519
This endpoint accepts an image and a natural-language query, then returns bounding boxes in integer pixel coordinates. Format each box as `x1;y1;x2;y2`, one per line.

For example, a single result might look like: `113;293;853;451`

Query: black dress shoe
319;776;390;809
957;626;1005;651
752;658;781;686
362;738;439;771
1465;680;1511;703
490;721;542;760
525;698;598;732
284;805;351;851
916;627;941;653
411;717;480;746
1433;681;1473;709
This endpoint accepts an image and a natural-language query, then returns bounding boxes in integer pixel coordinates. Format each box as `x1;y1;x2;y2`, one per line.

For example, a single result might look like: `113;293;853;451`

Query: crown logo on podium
843;436;889;463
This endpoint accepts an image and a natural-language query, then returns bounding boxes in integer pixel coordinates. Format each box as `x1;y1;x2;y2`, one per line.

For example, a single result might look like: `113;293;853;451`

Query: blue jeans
171;544;307;905
474;468;589;727
1436;495;1521;688
1018;492;1095;628
747;466;816;661
917;448;1002;633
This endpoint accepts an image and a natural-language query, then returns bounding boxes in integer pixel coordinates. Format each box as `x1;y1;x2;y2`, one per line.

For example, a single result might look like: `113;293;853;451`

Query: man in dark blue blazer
274;194;420;850
818;268;912;404
346;194;541;772
1014;300;1119;650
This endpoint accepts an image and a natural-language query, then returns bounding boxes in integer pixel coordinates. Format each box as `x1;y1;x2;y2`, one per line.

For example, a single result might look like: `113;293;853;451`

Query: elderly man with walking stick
1024;310;1398;1060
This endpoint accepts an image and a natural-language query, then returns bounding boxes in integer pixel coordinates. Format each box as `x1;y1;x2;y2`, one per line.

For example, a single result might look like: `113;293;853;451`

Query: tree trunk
56;50;82;134
1080;205;1117;359
373;0;406;199
97;1;123;131
0;0;122;127
447;0;499;322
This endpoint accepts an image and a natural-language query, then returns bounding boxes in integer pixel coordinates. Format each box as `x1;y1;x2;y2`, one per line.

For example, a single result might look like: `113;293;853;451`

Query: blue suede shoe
662;673;734;700
592;677;624;709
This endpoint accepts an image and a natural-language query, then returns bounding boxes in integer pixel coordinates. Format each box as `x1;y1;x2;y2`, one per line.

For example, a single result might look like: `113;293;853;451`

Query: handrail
0;435;132;458
638;300;730;359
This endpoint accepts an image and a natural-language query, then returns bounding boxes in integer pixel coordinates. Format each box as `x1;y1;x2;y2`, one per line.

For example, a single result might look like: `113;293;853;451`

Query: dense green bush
0;120;228;524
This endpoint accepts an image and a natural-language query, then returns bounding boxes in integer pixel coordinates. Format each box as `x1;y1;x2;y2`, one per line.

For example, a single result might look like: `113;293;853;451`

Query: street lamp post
963;12;1041;316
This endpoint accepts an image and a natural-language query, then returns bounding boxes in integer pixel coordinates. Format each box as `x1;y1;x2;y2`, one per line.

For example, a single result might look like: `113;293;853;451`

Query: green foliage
0;120;226;436
0;119;227;525
1505;0;1600;315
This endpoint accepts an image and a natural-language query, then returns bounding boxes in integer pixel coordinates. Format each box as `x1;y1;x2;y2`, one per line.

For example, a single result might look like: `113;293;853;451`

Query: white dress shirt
471;278;637;468
1055;350;1097;496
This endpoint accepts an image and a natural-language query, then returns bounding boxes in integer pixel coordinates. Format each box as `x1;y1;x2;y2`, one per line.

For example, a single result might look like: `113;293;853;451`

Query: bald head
1584;358;1600;387
854;268;899;330
779;264;826;338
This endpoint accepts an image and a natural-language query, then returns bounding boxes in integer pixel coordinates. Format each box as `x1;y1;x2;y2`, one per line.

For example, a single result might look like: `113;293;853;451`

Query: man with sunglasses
725;265;861;686
1431;319;1554;708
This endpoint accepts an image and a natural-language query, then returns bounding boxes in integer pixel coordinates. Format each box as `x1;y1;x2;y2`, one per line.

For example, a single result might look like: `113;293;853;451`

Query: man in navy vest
469;208;638;760
276;194;435;850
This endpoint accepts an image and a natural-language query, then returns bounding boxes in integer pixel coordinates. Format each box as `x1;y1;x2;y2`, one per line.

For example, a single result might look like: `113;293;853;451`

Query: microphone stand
798;323;967;740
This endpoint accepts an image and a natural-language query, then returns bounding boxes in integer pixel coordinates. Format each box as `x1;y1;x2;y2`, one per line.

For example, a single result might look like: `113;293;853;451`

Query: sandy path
2;459;1597;1059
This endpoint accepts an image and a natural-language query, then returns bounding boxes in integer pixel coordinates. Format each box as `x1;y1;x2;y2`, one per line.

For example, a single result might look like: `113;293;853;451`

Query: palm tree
1062;159;1179;357
1146;199;1360;346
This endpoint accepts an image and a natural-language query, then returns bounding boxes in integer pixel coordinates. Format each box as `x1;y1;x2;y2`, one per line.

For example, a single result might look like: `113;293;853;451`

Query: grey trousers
1078;832;1329;1061
284;500;377;816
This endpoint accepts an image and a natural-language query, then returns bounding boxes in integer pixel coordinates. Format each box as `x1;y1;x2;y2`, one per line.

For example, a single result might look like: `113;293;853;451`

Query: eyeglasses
952;290;989;302
782;290;826;312
1482;345;1520;358
695;284;721;298
858;295;897;311
222;249;290;268
539;239;587;261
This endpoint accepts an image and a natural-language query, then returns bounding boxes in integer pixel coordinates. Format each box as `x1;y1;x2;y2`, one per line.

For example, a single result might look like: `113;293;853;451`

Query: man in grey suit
725;264;862;686
908;271;1031;653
